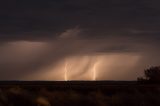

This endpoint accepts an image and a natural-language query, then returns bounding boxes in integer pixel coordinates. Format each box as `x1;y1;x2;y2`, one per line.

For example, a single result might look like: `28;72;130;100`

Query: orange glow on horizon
23;54;141;81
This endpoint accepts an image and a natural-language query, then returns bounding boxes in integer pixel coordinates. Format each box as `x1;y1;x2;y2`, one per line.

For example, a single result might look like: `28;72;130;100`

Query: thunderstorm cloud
0;0;160;80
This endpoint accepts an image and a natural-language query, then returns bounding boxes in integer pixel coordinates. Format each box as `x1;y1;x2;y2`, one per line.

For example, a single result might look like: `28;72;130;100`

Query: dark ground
0;81;160;106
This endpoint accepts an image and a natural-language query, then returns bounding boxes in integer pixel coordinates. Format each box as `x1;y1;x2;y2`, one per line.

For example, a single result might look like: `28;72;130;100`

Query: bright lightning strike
93;62;97;80
64;60;69;81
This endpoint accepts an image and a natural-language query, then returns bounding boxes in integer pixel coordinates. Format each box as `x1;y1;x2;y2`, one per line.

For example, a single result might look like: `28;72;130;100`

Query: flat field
0;81;159;106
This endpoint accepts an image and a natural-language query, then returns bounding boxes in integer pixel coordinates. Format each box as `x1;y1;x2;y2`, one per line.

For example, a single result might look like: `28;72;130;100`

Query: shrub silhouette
138;66;160;83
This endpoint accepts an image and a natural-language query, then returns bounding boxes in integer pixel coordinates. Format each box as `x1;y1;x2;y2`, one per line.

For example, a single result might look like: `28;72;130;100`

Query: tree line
137;66;160;83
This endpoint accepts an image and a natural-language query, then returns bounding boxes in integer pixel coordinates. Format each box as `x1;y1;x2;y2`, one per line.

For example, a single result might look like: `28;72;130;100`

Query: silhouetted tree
144;66;160;82
138;66;160;83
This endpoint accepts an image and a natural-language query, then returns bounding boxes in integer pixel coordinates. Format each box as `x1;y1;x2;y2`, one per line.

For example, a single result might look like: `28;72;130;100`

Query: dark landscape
0;81;159;106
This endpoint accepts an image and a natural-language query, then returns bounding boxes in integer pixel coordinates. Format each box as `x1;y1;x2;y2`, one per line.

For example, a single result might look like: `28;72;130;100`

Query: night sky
0;0;160;80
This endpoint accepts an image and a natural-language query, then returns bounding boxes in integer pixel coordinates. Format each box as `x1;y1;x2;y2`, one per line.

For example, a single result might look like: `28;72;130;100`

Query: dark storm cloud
0;35;159;80
0;0;160;40
0;0;160;80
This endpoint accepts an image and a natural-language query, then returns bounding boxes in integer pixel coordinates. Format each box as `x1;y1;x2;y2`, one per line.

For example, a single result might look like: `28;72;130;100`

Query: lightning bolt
93;62;98;80
93;62;97;80
64;60;69;81
93;57;99;81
